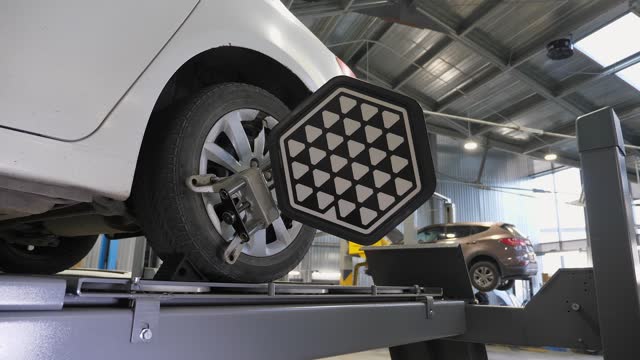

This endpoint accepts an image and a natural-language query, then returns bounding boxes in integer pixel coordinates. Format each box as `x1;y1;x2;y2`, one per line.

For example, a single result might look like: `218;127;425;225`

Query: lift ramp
0;274;465;360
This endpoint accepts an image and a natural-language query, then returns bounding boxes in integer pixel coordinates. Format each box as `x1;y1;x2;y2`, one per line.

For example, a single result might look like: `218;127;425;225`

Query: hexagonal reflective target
269;76;436;245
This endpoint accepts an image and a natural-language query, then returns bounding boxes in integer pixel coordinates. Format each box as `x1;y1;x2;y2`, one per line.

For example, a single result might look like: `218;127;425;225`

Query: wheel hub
473;266;494;288
197;109;302;258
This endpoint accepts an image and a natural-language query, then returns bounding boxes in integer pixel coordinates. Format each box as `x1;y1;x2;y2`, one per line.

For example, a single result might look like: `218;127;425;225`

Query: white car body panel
0;0;342;202
0;0;199;140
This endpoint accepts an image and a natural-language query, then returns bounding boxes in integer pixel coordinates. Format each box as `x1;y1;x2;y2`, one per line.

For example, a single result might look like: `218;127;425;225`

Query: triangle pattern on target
369;148;387;166
322;111;340;129
355;185;373;203
383;111;400;129
360;103;378;121
317;191;334;210
305;125;322;143
359;207;377;225
324;206;337;221
295;184;313;202
313;169;330;187
330;155;348;172
386;133;404;151
377;192;394;211
351;162;369;180
391;155;408;173
365;125;382;143
339;96;357;114
292;162;309;179
309;147;327;165
344;118;361;136
288;139;305;158
348;140;365;158
326;133;344;150
395;178;412;196
334;177;352;195
373;170;391;187
338;199;356;217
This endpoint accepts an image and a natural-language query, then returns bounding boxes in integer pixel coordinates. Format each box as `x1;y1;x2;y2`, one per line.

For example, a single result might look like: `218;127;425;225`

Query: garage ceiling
285;0;640;171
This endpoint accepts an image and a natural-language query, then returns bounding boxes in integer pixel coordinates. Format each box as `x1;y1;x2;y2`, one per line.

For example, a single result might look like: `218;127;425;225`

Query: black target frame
268;76;436;245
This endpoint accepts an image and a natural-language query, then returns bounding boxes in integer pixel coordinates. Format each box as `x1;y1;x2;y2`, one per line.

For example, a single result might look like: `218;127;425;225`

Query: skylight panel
575;13;640;67
618;62;640;90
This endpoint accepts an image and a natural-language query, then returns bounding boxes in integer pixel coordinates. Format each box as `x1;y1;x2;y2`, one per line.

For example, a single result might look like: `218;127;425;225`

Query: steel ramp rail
0;274;465;360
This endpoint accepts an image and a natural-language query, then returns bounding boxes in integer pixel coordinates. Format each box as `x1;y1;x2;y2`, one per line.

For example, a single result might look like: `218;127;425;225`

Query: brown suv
417;222;538;292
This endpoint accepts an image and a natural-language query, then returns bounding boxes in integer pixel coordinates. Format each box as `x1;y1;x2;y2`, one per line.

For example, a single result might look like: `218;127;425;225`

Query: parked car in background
0;0;348;281
417;222;538;292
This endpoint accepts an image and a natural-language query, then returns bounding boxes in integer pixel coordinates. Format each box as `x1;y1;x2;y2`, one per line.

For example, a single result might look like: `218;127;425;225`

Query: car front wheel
133;83;315;283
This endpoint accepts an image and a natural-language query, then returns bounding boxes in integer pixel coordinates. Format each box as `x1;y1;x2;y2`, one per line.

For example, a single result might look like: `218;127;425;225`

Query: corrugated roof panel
329;15;388;61
575;76;640;109
446;73;534;119
525;51;602;84
488;101;576;143
402;42;490;100
476;0;604;56
416;0;488;23
356;25;447;81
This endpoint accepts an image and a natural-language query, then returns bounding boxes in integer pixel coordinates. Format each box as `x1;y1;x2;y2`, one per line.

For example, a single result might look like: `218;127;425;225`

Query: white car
0;0;350;281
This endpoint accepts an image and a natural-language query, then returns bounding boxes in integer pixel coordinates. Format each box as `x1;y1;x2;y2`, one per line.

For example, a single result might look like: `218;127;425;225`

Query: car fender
0;0;343;201
466;251;505;275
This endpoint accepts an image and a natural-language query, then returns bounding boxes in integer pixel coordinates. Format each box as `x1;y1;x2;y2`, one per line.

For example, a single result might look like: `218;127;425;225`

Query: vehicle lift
1;79;639;360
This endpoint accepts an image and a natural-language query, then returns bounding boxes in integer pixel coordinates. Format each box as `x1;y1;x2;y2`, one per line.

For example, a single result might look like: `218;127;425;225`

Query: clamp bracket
130;297;160;344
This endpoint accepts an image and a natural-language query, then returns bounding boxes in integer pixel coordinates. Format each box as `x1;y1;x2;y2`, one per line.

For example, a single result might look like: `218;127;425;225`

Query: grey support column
577;107;640;359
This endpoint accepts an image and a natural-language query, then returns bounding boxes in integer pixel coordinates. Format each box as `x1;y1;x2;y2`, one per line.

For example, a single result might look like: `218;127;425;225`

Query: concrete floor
323;346;602;360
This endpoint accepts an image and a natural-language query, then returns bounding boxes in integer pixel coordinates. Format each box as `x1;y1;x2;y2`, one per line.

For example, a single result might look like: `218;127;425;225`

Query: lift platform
0;275;464;360
1;82;639;360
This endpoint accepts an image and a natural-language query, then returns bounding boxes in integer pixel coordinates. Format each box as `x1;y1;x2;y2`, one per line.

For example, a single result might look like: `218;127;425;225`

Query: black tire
469;261;501;292
0;236;97;274
474;292;490;305
132;83;315;283
496;279;515;291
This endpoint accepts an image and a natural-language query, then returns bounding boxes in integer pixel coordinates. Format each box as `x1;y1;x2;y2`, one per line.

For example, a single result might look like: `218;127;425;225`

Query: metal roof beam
389;0;504;91
472;94;547;137
290;0;390;18
355;65;582;167
425;124;581;168
508;1;628;69
414;4;591;117
434;65;502;111
457;0;504;36
521;104;640;154
346;22;394;65
421;1;628;113
391;37;453;90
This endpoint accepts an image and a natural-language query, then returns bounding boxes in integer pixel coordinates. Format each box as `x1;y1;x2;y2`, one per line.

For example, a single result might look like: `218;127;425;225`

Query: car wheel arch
467;254;503;276
132;45;312;183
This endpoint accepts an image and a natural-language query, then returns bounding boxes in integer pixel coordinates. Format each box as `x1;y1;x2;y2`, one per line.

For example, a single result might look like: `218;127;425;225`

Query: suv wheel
469;261;501;292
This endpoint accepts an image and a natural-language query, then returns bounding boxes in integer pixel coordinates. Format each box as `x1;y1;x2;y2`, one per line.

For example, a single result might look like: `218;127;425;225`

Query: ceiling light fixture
463;122;478;151
544;152;558;161
464;140;478;151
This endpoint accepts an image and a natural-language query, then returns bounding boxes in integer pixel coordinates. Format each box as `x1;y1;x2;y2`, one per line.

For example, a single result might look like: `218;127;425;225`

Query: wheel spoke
254;128;266;158
246;229;268;256
272;218;293;245
203;142;244;173
223;111;253;163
